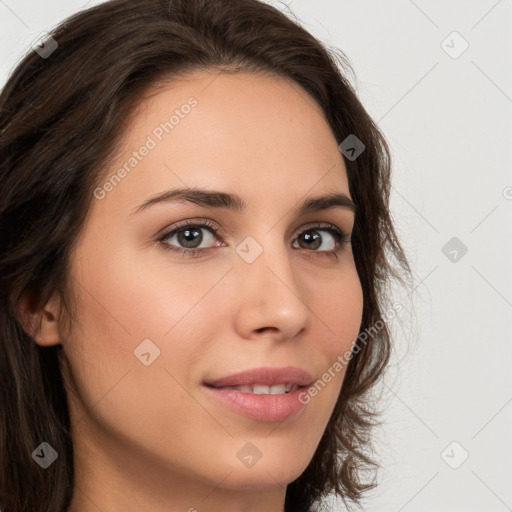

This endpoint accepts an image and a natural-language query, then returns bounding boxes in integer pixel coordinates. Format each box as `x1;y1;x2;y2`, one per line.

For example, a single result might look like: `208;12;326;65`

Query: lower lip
202;385;309;422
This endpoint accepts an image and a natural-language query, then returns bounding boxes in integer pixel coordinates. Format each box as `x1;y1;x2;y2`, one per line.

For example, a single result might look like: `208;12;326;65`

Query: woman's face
57;71;364;509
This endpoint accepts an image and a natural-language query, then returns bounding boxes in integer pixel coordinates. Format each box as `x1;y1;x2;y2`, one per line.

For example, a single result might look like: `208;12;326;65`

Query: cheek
316;264;364;356
70;240;225;346
60;263;222;465
292;264;363;417
62;246;229;414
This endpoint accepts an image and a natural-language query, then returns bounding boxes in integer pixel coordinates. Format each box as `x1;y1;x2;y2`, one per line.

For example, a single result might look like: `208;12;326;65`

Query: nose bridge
232;231;310;336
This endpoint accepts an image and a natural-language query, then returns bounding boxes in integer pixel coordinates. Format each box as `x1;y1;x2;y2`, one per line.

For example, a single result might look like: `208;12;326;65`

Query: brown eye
158;220;222;256
161;225;217;250
296;230;332;251
292;224;349;256
173;227;204;249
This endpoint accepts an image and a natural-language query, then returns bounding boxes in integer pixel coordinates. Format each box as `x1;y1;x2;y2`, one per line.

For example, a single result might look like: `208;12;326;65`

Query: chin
215;457;309;491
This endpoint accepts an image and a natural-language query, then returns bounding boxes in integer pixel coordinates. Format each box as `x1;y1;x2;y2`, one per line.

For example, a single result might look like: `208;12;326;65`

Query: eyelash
156;219;351;260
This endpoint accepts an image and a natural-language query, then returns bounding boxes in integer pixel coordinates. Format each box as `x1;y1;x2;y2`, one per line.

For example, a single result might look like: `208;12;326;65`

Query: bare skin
29;70;363;512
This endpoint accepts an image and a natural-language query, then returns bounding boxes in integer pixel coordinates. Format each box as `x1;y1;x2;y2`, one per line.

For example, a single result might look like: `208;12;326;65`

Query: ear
16;289;63;346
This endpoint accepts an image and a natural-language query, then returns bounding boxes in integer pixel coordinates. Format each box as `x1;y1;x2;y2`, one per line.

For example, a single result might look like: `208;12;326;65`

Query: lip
202;366;314;388
202;384;311;422
202;366;314;422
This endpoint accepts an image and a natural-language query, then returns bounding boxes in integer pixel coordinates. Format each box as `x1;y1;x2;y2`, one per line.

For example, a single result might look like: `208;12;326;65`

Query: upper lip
203;366;314;388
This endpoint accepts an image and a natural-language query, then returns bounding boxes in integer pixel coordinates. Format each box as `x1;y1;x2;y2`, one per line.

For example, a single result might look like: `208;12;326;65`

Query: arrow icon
448;249;458;260
134;339;161;366
441;440;469;469
440;31;469;59
339;135;365;161
442;237;467;263
237;441;263;467
236;236;263;263
32;442;58;468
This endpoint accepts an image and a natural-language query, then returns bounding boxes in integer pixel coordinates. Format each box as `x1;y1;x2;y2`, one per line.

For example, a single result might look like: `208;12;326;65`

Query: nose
232;236;311;341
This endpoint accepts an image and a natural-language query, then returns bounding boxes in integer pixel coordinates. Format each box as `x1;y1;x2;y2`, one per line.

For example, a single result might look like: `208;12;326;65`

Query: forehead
101;70;350;213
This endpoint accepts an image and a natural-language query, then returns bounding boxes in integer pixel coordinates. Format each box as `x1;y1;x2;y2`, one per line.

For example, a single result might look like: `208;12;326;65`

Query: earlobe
15;289;63;347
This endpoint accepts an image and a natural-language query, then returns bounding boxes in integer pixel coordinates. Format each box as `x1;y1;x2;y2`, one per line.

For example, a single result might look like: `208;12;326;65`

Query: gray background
1;1;511;510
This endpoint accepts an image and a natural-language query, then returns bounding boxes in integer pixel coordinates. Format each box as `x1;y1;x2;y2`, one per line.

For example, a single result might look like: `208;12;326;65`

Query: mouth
203;382;303;394
202;365;314;390
202;383;311;422
201;367;315;422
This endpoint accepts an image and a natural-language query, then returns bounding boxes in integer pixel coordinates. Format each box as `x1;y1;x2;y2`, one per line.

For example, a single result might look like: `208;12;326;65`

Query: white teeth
252;385;270;394
253;384;285;394
269;384;287;394
219;383;298;394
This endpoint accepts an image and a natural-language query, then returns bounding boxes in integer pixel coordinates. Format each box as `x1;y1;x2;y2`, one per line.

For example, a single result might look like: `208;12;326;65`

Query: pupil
179;228;202;248
302;231;321;250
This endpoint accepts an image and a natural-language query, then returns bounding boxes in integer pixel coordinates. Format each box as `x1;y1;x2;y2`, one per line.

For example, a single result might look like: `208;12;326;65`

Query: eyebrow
130;187;357;216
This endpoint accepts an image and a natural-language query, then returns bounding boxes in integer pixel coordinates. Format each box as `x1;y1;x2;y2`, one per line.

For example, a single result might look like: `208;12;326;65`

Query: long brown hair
0;1;411;510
